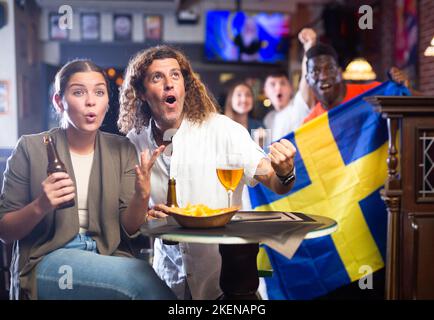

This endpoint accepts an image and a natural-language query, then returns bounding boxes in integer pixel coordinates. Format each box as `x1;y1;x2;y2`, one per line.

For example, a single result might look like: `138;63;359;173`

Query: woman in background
224;80;264;133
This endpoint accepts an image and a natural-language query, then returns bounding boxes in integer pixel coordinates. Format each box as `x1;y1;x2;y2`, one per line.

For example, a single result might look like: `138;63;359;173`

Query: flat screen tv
204;10;290;64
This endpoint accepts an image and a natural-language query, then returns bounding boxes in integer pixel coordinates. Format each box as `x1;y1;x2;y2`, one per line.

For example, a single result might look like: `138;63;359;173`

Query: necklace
150;120;172;174
151;120;164;146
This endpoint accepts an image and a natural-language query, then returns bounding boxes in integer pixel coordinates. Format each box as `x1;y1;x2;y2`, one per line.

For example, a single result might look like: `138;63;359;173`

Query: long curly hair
118;45;219;134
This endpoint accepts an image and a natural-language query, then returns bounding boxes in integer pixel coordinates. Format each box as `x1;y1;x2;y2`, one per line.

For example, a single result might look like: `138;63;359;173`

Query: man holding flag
250;42;414;300
303;43;414;124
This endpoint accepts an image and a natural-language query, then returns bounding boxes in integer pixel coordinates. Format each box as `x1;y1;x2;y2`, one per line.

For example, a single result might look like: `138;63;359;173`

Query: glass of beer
216;153;244;207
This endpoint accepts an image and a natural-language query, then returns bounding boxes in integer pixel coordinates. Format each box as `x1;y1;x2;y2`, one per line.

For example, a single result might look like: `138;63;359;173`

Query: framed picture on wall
0;81;9;114
49;12;69;40
113;14;132;41
81;13;100;41
144;15;163;41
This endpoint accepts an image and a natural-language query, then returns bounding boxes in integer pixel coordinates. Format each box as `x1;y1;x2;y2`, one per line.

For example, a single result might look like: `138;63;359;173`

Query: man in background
303;43;415;124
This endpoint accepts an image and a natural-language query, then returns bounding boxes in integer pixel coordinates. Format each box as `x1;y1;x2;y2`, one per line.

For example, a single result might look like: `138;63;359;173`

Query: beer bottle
43;135;75;209
166;177;178;207
164;177;179;245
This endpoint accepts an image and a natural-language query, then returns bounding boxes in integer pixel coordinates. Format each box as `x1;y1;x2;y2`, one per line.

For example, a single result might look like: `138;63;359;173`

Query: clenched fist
268;139;296;177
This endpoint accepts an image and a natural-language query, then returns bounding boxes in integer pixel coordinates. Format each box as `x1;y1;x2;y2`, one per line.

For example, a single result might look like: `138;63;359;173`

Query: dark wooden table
142;212;337;300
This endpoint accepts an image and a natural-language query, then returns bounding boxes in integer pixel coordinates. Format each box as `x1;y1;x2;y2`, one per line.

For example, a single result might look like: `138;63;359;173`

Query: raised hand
268;139;296;177
135;146;165;200
298;28;317;52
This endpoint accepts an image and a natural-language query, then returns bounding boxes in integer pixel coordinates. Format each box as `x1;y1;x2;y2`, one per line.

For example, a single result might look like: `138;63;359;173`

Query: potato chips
179;203;222;217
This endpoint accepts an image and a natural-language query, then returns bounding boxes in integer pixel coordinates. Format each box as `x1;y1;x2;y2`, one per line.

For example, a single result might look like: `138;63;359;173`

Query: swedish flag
249;81;410;299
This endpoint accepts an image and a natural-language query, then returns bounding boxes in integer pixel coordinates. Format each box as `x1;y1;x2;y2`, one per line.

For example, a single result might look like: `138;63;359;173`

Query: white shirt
70;151;94;234
127;113;266;299
263;90;310;141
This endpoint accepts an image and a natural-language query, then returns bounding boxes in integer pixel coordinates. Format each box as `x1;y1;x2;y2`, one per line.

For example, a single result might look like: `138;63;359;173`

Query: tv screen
205;10;290;64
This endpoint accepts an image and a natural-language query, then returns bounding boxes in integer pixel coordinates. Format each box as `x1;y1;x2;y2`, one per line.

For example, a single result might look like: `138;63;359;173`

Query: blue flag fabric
249;81;410;300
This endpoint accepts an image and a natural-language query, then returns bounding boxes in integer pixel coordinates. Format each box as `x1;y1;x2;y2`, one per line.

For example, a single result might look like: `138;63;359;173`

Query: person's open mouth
319;83;332;91
165;95;177;105
85;112;97;123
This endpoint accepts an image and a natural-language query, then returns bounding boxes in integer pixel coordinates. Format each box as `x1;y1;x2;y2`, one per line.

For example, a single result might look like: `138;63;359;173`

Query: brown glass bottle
43;135;75;209
166;178;178;207
164;178;179;245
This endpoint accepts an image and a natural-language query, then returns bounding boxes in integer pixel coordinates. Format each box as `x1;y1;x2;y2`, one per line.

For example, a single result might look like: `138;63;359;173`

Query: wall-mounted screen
205;10;290;64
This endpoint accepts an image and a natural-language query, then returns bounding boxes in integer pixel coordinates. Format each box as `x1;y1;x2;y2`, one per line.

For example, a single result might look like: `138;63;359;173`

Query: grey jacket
0;128;140;299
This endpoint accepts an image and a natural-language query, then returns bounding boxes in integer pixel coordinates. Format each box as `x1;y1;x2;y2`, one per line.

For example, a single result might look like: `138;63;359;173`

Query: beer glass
216;153;244;207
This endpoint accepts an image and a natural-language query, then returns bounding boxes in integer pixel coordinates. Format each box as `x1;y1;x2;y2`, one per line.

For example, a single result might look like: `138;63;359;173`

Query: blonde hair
118;45;219;134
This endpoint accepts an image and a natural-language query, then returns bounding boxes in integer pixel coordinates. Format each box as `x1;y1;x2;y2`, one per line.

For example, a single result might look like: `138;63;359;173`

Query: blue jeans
36;234;176;300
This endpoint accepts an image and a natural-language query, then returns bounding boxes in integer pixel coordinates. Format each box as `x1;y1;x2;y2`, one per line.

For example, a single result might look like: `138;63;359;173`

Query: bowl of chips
165;203;240;228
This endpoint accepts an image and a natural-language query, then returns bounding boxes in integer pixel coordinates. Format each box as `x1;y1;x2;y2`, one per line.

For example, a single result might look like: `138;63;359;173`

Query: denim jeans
36;234;176;300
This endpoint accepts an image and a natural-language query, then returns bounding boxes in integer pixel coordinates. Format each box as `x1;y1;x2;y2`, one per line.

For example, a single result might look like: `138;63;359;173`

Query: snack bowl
165;205;240;228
